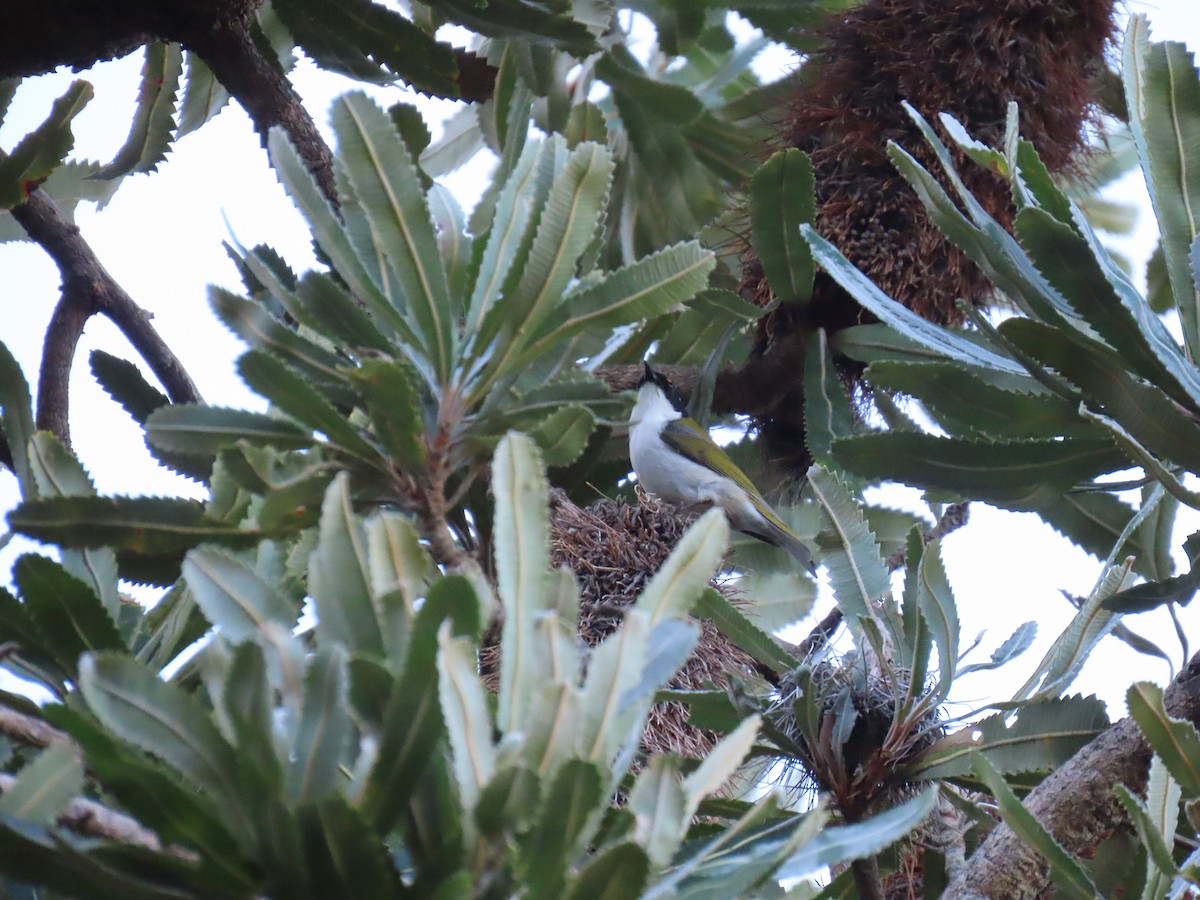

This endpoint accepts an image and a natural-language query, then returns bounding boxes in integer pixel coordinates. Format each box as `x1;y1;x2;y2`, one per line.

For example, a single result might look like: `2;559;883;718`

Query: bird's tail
756;518;816;574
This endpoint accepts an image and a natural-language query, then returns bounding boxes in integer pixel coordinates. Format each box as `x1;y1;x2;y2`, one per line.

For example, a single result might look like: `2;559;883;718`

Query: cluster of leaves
0;365;948;897
2;0;1199;896
767;15;1200;895
800;20;1200;671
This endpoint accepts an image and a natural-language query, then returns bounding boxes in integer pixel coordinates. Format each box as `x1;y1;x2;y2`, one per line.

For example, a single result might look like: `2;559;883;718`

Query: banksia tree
0;1;1198;898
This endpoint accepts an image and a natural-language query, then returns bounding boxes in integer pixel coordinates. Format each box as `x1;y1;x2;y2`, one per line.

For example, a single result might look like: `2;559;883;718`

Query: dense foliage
0;1;1199;897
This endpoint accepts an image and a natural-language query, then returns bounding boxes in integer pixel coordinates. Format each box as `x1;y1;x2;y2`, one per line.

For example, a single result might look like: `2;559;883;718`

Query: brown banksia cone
738;0;1117;476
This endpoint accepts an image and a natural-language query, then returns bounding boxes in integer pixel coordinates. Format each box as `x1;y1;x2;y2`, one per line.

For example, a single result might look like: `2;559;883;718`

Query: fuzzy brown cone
739;0;1117;475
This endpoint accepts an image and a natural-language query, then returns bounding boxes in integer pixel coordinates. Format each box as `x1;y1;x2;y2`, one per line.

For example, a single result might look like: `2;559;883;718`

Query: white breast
629;385;728;506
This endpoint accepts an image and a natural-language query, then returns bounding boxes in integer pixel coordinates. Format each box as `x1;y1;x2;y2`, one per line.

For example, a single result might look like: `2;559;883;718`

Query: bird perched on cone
629;362;814;572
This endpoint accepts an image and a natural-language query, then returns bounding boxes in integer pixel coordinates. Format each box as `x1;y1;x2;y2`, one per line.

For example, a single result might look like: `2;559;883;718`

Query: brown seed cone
480;492;764;763
740;0;1117;475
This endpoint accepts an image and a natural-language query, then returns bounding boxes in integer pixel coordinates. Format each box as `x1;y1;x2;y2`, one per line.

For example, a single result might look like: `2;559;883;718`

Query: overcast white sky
0;2;1198;715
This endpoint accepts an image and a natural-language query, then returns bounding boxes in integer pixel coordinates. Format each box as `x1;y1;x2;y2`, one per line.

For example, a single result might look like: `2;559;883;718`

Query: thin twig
10;183;202;448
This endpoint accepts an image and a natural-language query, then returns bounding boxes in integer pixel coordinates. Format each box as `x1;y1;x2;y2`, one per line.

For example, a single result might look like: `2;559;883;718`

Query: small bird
629;362;814;571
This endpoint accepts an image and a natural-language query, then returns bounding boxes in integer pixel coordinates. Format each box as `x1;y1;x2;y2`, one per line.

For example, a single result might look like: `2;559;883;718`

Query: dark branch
0;0;254;80
182;10;338;205
11;183;202;447
945;651;1200;899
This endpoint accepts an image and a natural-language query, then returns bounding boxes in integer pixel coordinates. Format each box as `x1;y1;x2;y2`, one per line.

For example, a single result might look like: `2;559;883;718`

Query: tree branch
0;705;73;750
945;650;1200;898
0;771;197;858
11;183;202;447
182;10;338;205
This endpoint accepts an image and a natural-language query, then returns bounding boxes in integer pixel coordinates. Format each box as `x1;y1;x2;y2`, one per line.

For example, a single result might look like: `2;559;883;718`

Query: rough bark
945;651;1200;898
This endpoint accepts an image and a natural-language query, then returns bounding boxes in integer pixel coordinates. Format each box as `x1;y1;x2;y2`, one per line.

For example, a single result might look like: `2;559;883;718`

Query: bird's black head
640;362;689;415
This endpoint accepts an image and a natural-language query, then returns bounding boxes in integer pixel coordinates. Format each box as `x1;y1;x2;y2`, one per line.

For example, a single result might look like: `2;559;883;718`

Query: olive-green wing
661;417;779;513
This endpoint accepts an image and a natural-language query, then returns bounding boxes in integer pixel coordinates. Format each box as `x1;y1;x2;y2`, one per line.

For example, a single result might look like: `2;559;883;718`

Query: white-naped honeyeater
629;362;814;572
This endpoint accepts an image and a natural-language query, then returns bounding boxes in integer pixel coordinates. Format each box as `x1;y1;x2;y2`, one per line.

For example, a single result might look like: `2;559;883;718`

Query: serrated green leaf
78;654;249;835
288;644;350;802
505;140;614;344
333;92;454;383
299;796;404;896
916;538;959;695
694;588;795;674
9;495;262;557
0;160;122;242
0;80;91;208
807;464;889;629
750;147;814;304
0;585;70;690
1000;317;1200;472
437;627;494;845
45;703;251;888
529;404;595;468
89;351;169;424
1013;207;1200;411
912;695;1108;779
940;111;1009;175
628;756;687;867
26;433;122;621
182;546;297;643
1127;681;1200;797
805;329;856;461
1018;562;1132;701
1114;781;1178;884
973;753;1099;899
1103;552;1200;614
493;432;552;734
739;569;816;631
0;743;82;826
361;575;478;832
432;0;597;50
959;620;1038;676
177;52;229;137
462;136;552;343
213;285;366;402
93;42;181;179
1124;17;1200;362
518;760;602;896
0;340;34;490
349;357;427;471
274;0;458;96
635;508;727;626
1029;491;1157;580
237;350;373;458
833;432;1126;508
292;271;392;354
266;129;416;347
524;241;715;360
309;473;384;657
146;403;313;456
803;224;1025;374
563;842;650;900
865;359;1091;440
12;555;124;673
776;788;937;880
